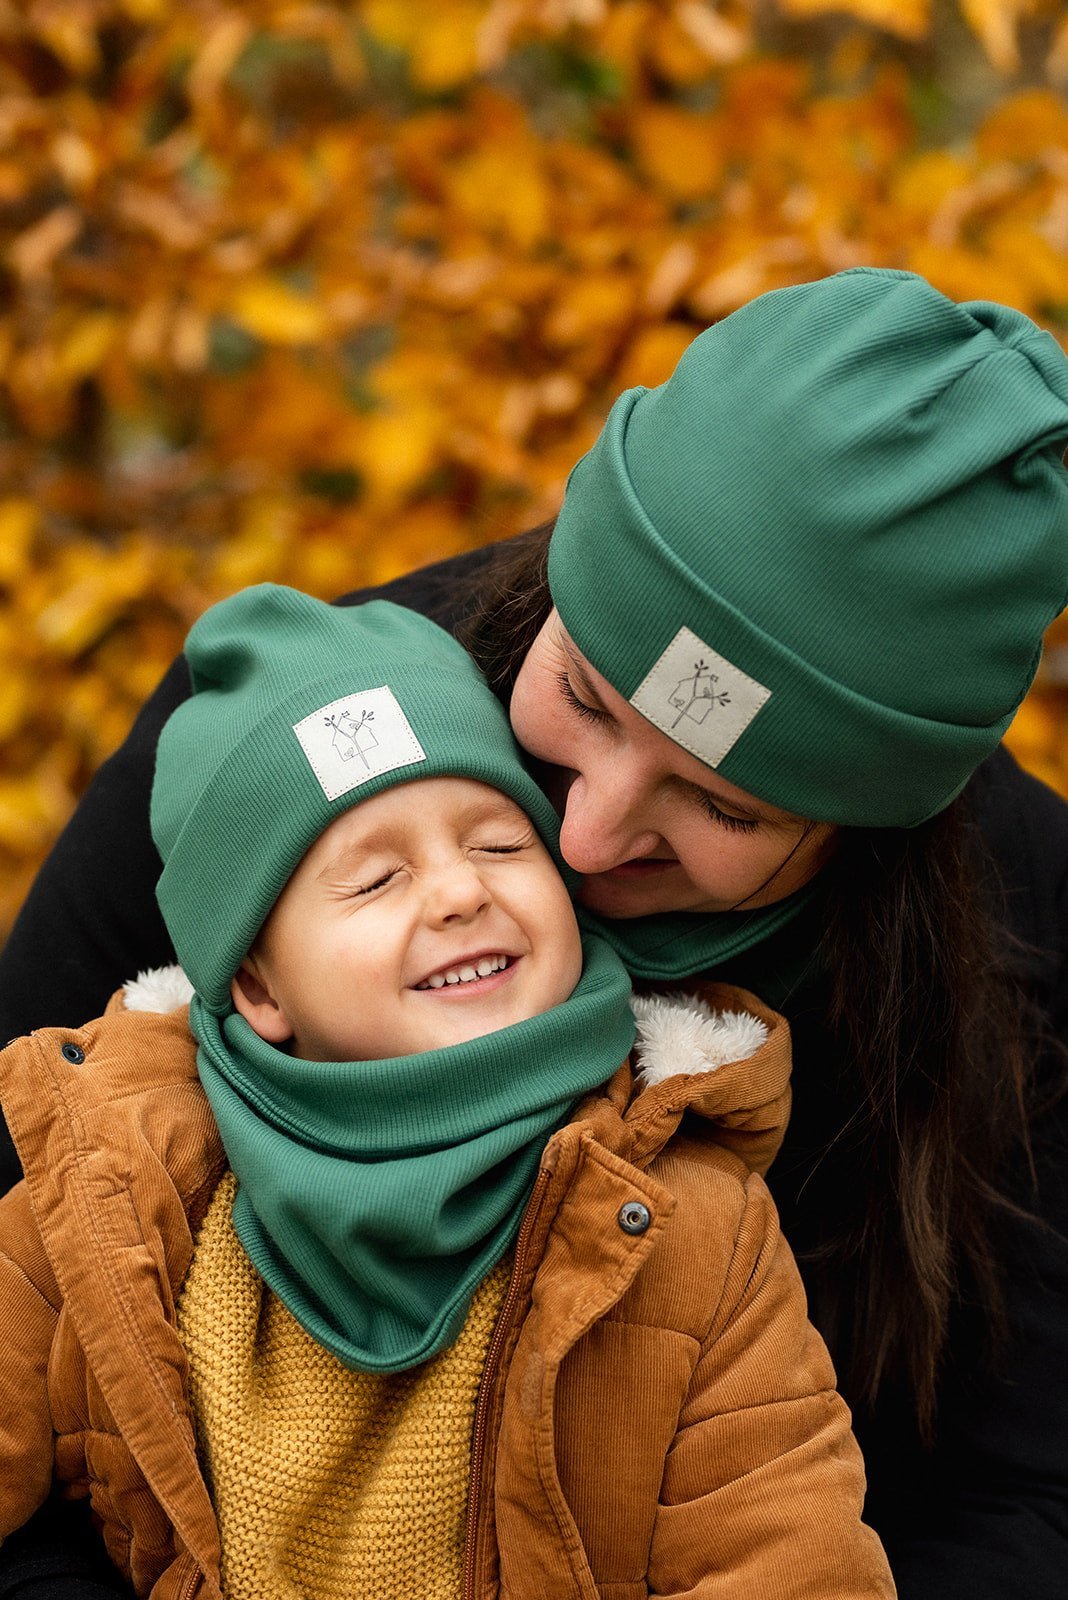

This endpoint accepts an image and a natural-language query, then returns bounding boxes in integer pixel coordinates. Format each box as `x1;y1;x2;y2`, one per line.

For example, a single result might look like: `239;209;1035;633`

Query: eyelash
693;795;760;834
353;841;525;893
556;671;611;725
557;673;759;834
354;870;397;896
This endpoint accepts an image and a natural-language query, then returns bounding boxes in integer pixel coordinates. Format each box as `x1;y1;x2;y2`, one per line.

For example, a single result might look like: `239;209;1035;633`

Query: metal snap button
61;1042;85;1065
617;1200;651;1236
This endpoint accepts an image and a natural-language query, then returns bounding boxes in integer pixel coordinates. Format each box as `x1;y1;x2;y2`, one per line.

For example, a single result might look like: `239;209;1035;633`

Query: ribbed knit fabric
549;268;1068;826
153;588;569;1012
190;934;632;1374
176;1172;511;1600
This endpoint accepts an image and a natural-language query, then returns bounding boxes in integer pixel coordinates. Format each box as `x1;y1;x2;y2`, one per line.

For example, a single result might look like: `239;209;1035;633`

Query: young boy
0;585;894;1599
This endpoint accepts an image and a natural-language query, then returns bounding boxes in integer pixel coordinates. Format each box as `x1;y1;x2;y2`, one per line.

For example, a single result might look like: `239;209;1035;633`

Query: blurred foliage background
1;0;1067;940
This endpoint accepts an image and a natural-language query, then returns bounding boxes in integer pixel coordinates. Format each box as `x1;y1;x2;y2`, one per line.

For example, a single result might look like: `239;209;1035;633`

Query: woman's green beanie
548;267;1068;827
152;586;565;1012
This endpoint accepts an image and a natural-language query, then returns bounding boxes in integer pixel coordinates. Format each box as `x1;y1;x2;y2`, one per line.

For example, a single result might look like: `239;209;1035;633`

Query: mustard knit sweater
177;1172;511;1600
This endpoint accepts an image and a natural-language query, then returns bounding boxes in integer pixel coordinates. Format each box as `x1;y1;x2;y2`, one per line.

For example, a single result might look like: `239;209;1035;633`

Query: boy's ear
230;958;294;1045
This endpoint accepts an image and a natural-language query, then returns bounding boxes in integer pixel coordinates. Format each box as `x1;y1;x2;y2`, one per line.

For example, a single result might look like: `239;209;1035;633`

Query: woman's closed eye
556;664;758;834
556;671;612;726
691;789;761;834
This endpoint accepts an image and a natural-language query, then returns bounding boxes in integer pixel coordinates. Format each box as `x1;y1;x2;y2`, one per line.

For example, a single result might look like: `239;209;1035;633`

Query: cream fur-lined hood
121;966;770;1088
118;964;789;1180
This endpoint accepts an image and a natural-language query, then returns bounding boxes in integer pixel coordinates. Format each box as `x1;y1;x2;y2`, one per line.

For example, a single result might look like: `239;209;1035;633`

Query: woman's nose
556;770;661;874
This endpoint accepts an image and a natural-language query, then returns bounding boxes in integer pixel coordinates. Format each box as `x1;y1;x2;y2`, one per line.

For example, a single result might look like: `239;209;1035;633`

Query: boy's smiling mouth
413;952;518;992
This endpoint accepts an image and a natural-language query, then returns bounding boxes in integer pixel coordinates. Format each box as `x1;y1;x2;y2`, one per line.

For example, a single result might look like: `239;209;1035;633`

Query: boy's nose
424;860;492;926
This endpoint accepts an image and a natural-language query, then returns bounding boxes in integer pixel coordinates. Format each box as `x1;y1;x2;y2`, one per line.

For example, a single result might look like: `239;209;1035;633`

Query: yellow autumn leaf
545;272;639;346
119;0;168;20
0;759;75;855
186;13;254;104
1005;695;1057;764
363;504;467;587
976;89;1068;162
905;241;1030;310
33;544;157;658
348;404;442;504
228;280;327;345
631;106;725;201
56;313;119;382
595;0;650;80
211;499;295;592
959;0;1035;74
0;500;39;584
778;0;930;40
52;131;97;193
891;152;974;218
9;207;82;280
984;219;1068;308
447;147;549;250
363;0;485;88
0;675;30;744
617;323;695;389
32;7;101;75
652;7;741;85
1050;14;1068;79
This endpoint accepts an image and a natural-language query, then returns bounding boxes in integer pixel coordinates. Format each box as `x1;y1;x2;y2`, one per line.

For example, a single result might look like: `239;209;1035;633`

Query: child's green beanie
548;267;1068;827
152;586;564;1012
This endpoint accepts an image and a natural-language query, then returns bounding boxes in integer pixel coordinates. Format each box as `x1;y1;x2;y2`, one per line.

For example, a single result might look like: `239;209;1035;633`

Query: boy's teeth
418;955;508;989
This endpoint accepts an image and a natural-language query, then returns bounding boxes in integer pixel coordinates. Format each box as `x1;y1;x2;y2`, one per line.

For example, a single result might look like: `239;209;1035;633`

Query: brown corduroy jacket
0;978;895;1600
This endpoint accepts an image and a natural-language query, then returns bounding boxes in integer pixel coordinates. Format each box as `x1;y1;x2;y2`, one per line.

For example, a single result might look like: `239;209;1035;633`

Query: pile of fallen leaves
1;0;1066;937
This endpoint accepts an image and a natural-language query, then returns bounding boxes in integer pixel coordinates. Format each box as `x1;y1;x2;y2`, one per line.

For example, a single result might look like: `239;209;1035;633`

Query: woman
1;267;1066;1599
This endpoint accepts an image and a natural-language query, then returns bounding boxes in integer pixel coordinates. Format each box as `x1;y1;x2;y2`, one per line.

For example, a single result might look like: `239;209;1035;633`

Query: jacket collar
569;980;791;1175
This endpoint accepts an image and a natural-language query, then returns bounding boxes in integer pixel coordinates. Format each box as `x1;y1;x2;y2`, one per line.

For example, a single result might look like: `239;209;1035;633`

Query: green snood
190;935;634;1374
578;880;818;987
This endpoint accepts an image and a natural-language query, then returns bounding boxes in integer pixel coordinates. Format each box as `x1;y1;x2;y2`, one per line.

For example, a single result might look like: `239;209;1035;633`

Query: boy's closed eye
474;831;535;855
351;868;401;897
352;837;535;893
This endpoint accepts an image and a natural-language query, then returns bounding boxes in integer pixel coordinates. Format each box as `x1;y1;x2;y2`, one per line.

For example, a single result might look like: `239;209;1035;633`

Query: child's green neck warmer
190;935;634;1374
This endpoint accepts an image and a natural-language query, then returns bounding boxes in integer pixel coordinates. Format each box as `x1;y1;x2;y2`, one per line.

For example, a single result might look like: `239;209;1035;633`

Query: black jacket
1;540;1066;1599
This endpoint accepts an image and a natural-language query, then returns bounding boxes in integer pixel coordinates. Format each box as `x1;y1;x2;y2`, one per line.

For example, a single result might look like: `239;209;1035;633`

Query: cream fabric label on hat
293;687;425;802
630;627;771;768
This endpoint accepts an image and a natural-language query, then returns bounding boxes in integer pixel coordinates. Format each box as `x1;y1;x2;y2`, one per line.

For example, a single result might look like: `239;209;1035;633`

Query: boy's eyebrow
315;832;394;882
314;796;532;881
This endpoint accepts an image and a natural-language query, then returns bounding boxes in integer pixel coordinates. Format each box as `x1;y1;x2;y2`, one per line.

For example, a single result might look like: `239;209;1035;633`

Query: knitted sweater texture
177;1172;511;1600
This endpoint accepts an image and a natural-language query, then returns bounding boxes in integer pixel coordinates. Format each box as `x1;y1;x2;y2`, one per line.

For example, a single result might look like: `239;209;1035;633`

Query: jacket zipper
175;1553;203;1600
461;1166;553;1600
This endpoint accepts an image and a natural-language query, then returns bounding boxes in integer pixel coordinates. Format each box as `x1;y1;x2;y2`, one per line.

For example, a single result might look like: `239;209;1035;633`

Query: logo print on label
668;659;732;729
293;687;425;801
629;627;770;768
325;707;378;768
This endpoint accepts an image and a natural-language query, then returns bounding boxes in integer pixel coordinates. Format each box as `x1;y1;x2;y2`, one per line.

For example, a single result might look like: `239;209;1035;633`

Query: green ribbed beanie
152;585;565;1012
549;267;1068;826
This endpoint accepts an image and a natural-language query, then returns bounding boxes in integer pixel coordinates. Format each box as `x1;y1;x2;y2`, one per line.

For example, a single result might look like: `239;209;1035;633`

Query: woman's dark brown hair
458;520;1042;1439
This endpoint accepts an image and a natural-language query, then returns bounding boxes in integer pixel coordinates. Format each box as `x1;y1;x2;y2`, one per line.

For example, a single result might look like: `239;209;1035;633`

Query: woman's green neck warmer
578;881;817;990
190;936;634;1374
